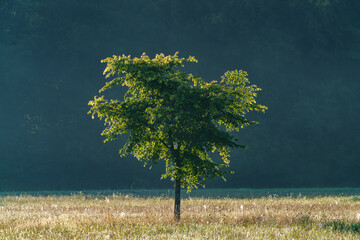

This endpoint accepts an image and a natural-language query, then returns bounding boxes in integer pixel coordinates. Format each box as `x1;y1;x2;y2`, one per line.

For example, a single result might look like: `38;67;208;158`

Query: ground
0;193;360;239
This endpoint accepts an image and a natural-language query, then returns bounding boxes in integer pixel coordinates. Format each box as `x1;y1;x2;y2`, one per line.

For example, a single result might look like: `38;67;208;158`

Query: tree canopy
89;53;266;191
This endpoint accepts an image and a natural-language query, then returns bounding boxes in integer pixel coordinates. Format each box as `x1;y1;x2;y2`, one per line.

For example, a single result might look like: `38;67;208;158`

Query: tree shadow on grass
322;220;360;234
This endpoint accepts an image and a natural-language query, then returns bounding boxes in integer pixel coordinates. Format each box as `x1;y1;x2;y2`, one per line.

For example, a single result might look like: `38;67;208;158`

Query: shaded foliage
0;0;359;190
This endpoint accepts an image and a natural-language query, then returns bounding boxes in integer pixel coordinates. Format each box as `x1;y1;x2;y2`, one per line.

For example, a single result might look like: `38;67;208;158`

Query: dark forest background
1;0;359;191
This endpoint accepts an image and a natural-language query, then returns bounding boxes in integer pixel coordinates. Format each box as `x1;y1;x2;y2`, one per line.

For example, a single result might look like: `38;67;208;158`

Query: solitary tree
88;53;267;220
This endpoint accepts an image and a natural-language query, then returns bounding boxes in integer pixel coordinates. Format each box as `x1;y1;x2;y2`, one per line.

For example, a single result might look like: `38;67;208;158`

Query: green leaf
89;52;267;192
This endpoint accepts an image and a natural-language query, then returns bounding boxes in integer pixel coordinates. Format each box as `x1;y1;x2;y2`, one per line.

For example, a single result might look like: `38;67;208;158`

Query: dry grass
0;194;359;239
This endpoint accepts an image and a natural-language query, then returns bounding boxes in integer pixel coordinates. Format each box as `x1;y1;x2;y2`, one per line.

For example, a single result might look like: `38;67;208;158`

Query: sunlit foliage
89;53;266;191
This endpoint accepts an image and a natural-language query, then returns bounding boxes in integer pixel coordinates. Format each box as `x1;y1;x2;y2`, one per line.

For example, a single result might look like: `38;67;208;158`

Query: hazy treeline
0;0;359;191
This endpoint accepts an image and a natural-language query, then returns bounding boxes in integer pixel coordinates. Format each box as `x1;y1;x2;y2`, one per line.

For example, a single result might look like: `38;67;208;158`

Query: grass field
0;191;360;239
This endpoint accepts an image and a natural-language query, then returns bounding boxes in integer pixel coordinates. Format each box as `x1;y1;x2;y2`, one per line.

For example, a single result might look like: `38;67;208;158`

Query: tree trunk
174;177;181;221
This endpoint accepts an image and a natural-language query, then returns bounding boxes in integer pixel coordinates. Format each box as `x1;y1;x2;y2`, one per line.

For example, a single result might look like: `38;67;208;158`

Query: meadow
0;190;360;239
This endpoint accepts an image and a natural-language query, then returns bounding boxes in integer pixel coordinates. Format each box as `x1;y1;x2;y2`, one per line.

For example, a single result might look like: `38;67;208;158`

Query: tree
88;52;267;220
